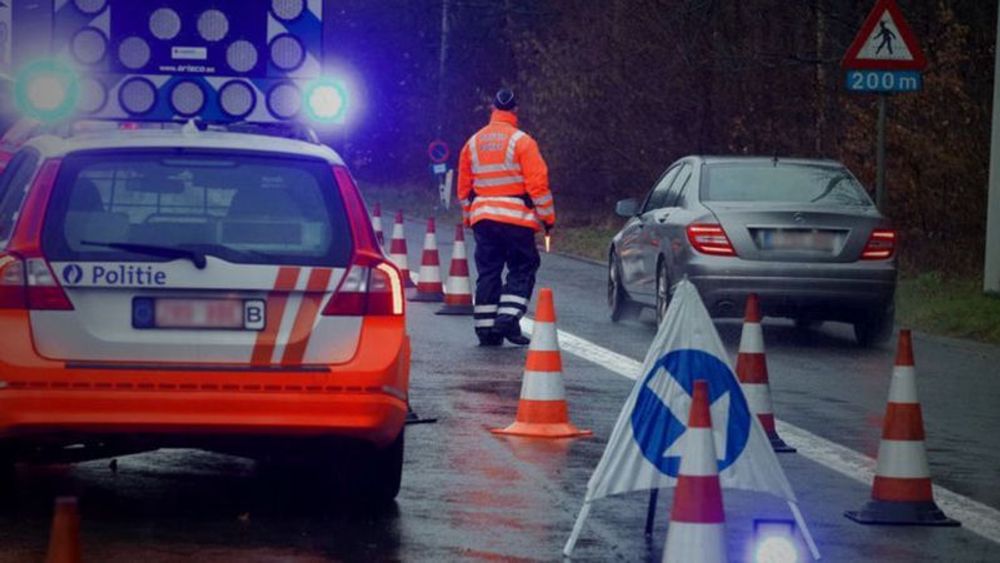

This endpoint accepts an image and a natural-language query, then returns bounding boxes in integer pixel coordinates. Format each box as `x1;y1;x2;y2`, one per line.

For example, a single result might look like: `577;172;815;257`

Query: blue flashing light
14;60;81;124
752;518;800;563
754;536;799;563
304;78;349;124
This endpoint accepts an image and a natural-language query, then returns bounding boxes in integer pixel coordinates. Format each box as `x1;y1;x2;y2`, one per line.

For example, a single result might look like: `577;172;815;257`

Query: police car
0;126;409;501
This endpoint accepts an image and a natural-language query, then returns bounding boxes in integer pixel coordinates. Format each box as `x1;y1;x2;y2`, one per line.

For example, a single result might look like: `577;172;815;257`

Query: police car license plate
133;298;266;331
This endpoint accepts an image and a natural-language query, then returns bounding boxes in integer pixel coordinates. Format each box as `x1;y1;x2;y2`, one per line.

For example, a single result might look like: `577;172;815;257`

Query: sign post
985;2;1000;295
427;139;452;209
842;0;927;213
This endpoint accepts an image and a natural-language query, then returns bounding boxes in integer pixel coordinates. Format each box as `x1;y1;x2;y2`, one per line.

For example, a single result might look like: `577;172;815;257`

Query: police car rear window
42;151;352;267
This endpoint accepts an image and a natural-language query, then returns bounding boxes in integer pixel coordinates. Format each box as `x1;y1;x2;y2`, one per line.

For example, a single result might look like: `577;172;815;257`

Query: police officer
457;88;556;346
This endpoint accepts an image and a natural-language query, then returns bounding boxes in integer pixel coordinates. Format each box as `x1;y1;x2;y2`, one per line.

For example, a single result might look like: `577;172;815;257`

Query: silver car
608;156;897;346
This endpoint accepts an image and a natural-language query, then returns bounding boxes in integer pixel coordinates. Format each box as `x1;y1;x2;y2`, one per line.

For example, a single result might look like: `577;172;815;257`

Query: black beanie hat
493;88;518;111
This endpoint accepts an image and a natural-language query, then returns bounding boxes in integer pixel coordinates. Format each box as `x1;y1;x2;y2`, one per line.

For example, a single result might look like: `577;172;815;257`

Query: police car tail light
0;255;72;310
25;258;74;311
687;224;737;256
324;165;403;316
323;263;368;316
861;228;896;260
0;254;28;309
322;258;404;317
368;262;404;316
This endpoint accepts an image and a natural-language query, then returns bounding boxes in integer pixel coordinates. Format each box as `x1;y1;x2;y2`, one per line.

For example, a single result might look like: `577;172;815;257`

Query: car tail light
0;158;74;311
861;229;896;260
25;258;73;310
324;165;403;316
0;254;73;310
0;254;27;308
368;262;405;315
687;224;737;256
322;257;405;317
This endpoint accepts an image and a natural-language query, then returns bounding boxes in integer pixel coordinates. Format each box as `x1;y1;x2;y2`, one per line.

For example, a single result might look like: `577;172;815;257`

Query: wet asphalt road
1;221;999;562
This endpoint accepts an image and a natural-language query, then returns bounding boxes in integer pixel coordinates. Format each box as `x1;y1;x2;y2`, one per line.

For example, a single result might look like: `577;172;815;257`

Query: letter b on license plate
244;300;265;330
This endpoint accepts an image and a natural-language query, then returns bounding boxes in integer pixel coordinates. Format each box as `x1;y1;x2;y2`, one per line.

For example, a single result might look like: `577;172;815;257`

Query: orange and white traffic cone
410;217;445;302
662;379;728;563
389;211;416;289
46;497;81;563
436;224;475;316
491;288;592;438
735;294;795;453
371;202;385;248
844;330;959;526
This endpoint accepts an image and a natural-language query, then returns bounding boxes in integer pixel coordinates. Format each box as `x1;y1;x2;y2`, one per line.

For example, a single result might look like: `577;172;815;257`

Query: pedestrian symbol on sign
875;20;897;55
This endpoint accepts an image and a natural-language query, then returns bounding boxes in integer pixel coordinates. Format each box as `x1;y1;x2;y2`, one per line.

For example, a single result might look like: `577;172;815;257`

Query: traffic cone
46;497;81;563
436;224;475;316
491;288;592;439
410;217;445;302
844;330;959;526
662;379;728;563
371;202;384;248
735;294;795;453
389;211;416;289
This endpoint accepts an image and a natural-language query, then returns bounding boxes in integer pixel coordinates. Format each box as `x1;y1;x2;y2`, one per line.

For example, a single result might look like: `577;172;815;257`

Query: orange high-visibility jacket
457;110;555;232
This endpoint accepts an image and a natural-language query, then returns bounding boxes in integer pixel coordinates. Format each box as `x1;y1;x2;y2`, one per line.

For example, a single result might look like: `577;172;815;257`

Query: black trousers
472;220;541;337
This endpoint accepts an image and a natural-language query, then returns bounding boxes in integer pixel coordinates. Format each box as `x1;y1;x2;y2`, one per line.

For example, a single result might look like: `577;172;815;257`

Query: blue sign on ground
846;70;922;93
630;349;751;477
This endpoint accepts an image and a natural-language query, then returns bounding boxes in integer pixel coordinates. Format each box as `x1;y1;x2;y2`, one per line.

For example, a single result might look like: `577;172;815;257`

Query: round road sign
428;140;450;164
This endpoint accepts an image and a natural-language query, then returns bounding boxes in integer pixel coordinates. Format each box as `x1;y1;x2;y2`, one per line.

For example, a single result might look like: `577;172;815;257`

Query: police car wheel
346;430;404;504
0;447;15;495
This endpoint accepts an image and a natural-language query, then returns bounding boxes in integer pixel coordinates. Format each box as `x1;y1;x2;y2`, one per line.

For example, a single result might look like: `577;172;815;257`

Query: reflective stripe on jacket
457;110;554;231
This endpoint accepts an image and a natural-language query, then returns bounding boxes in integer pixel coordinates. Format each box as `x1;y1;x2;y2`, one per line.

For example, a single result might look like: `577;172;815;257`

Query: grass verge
546;226;617;263
895;273;1000;345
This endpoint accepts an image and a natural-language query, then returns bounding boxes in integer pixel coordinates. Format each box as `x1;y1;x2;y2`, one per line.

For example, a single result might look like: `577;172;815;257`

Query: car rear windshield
702;163;873;206
42;150;352;266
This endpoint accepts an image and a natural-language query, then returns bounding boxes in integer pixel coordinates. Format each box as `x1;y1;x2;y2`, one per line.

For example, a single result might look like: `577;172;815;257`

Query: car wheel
0;447;15;497
348;430;404;505
608;251;639;322
655;261;671;326
853;304;895;347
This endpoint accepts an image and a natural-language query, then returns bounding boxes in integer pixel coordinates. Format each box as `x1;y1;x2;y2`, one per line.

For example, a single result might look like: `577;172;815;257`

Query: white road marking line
520;318;1000;546
777;420;1000;544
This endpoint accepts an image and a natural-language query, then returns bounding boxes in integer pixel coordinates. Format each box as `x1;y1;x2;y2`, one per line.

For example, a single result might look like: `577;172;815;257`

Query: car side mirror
615;198;639;218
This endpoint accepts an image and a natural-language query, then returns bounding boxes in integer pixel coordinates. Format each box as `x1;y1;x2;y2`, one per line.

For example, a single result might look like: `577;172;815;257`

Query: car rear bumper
0;317;410;450
685;259;896;320
0;388;407;447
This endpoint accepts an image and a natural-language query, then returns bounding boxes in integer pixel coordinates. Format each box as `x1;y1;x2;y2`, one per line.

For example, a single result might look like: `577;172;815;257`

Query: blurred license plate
758;229;842;252
134;298;266;330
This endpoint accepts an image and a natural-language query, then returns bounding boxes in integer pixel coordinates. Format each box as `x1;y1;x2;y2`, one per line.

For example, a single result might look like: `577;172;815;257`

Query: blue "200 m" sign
846;70;922;93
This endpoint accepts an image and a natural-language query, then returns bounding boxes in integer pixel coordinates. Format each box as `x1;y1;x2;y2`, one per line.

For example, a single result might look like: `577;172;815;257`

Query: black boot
477;328;503;347
495;316;530;346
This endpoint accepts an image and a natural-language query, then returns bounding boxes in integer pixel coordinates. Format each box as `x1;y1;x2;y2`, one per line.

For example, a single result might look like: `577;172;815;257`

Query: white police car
0;125;409;502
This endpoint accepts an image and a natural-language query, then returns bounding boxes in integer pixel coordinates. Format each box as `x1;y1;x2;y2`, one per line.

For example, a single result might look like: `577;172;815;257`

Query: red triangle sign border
841;0;928;71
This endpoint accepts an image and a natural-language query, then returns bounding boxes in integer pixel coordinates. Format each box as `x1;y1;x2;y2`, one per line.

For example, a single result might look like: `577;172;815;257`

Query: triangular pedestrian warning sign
842;0;927;71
